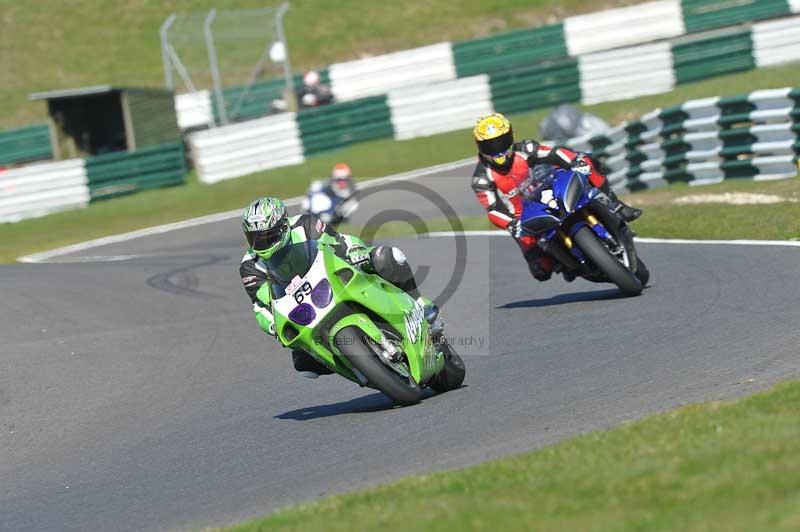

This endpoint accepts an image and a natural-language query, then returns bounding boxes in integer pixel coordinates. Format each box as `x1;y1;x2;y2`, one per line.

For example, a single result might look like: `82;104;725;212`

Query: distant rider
301;162;359;225
239;197;422;378
297;70;334;109
470;113;642;281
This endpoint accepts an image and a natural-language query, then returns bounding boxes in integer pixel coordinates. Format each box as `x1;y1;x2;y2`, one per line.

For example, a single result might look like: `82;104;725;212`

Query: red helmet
330;163;354;198
331;163;352;179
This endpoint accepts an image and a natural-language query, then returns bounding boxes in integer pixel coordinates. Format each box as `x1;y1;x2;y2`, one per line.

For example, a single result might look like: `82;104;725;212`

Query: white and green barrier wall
3;0;800;221
172;0;800;129
0;124;54;167
566;88;800;192
0;142;186;223
188;11;800;185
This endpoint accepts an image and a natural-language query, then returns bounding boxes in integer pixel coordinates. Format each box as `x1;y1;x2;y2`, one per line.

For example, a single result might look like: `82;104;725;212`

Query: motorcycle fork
548;232;581;271
584;210;634;268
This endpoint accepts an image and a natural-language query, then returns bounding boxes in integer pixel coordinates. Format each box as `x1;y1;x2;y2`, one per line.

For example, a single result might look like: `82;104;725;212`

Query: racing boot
292;350;334;378
599;182;642;222
523;248;554;282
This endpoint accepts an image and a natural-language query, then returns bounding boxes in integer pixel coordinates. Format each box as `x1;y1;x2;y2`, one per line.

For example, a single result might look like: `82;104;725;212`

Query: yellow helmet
473;113;515;171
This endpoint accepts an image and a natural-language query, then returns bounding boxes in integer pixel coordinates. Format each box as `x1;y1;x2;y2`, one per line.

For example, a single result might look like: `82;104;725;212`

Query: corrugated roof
29;85;116;100
29;86;171;100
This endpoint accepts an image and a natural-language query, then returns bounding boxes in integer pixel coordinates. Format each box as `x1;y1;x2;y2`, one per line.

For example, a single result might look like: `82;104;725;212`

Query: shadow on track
275;392;397;420
498;288;628;309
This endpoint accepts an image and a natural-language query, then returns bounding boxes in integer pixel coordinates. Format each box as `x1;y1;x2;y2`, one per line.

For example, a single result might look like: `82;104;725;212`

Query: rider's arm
240;252;276;336
517;139;576;170
518;139;606;187
472;163;514;229
295;213;374;270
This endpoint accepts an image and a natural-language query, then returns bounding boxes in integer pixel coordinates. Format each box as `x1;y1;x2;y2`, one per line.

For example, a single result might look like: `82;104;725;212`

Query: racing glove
506;219;523;239
345;244;371;269
571;155;593;176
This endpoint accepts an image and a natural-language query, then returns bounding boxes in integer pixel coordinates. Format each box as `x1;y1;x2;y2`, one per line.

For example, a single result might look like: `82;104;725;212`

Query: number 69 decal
293;282;313;304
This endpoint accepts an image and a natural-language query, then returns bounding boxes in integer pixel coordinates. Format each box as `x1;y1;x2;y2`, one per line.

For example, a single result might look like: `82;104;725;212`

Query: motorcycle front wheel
573;226;642;296
335;326;425;406
429;343;466;394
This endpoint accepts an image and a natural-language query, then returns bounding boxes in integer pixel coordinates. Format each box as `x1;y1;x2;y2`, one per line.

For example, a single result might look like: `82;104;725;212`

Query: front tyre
429;344;466;394
335;326;425;406
573;226;642;296
635;256;650;286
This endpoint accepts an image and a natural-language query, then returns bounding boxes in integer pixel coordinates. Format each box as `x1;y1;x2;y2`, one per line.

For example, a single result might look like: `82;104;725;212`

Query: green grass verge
221;380;800;531
625;177;800;240
3;63;800;263
344;175;800;242
3;0;639;128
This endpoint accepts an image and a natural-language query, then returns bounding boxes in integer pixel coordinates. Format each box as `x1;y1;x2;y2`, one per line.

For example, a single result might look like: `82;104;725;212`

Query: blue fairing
520;168;607;263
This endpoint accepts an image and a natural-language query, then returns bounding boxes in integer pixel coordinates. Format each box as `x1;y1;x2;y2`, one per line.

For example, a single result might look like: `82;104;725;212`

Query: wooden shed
30;86;180;159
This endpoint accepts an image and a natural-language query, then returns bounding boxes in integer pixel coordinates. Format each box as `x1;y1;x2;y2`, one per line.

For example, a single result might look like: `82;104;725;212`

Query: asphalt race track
2;165;800;531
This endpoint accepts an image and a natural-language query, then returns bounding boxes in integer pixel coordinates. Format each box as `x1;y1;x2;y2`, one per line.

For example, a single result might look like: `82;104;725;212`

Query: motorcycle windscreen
265;240;319;298
551;169;586;212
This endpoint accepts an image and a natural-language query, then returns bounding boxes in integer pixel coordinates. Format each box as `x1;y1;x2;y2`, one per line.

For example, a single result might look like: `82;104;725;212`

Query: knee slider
390;247;407;265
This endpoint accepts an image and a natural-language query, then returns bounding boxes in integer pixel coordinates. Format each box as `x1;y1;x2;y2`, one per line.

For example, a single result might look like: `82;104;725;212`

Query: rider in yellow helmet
471;112;641;281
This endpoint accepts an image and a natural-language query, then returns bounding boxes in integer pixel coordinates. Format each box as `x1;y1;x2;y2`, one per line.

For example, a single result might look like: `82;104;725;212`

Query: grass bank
2;64;800;263
344;175;800;242
221;379;800;531
625;177;800;241
2;0;639;128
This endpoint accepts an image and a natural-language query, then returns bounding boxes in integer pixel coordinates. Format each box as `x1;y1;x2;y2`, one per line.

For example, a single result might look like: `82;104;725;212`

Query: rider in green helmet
240;197;426;378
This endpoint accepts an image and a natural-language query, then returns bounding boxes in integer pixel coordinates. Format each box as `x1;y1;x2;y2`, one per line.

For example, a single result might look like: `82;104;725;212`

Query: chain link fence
160;4;293;126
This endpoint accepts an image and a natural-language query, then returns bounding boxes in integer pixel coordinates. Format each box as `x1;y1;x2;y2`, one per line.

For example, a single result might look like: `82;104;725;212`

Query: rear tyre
635;256;650;286
573;226;642;296
335;326;425;406
429;344;466;394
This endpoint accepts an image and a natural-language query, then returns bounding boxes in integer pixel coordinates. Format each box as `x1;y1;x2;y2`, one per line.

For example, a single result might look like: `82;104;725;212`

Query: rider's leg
517;235;554;282
370;245;420;298
292;349;334;378
583;162;642;222
371;245;442;331
593;174;642;222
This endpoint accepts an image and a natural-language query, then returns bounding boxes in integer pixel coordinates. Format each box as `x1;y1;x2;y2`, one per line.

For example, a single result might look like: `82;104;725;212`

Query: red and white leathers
471;140;607;280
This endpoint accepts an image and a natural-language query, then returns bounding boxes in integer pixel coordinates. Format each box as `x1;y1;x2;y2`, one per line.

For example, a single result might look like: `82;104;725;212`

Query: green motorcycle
260;239;466;405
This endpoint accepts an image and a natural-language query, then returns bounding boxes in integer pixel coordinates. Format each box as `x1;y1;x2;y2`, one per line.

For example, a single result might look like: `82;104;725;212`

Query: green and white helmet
242;197;290;260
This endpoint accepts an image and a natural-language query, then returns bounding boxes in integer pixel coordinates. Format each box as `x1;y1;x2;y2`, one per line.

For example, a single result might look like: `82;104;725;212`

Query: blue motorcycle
301;180;359;227
520;168;649;296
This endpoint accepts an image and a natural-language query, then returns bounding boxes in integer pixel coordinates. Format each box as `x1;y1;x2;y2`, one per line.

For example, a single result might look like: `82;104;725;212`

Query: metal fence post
204;9;228;126
275;3;295;106
160;14;177;91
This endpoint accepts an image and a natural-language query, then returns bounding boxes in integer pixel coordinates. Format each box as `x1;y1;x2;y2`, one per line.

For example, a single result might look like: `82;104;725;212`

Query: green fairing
252;223;371;314
269;240;445;388
253;302;274;335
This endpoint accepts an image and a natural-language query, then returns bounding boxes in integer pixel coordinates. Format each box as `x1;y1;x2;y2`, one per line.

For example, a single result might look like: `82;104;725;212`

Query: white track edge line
424;231;800;247
18;158;475;263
